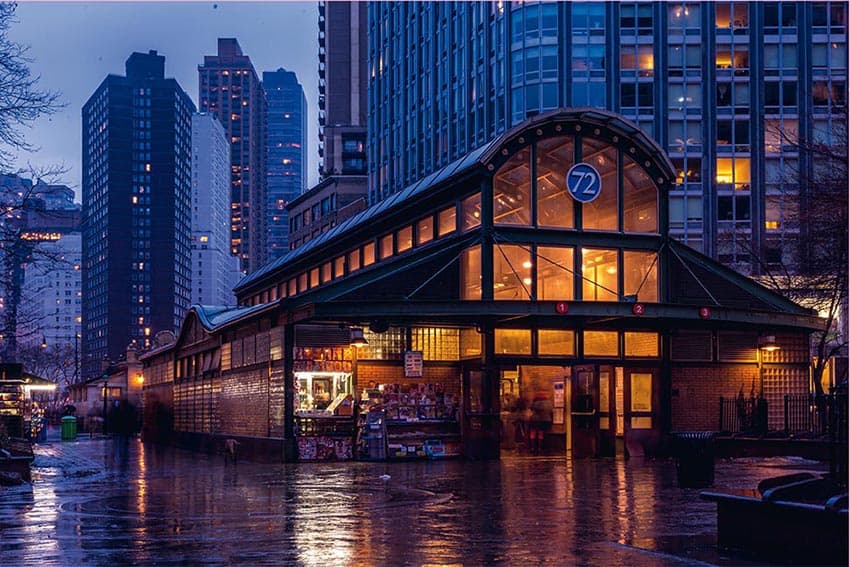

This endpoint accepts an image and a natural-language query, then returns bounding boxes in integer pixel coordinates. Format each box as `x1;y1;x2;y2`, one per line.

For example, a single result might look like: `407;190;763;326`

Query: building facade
0;175;81;370
142;110;821;462
191;113;242;306
263;68;307;259
81;50;194;380
366;1;848;277
285;1;370;252
199;38;267;273
319;1;368;178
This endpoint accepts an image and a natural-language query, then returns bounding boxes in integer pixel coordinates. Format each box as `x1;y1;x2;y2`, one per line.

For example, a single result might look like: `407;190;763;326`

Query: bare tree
757;112;849;396
0;3;62;169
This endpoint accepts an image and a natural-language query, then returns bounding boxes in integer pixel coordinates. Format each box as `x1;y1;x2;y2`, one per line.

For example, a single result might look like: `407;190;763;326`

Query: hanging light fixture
350;327;368;348
758;335;779;352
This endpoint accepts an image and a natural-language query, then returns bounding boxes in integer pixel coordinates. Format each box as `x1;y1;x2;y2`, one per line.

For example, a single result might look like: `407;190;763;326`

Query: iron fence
719;395;767;435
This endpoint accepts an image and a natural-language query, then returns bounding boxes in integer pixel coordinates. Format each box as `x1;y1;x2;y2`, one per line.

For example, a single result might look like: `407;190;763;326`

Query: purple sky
7;1;319;196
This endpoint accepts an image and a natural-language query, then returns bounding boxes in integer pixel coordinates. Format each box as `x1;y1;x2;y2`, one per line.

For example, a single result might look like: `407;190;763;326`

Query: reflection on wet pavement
0;436;827;565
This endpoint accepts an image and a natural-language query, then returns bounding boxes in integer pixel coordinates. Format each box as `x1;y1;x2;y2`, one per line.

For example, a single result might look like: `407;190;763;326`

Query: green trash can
61;415;77;441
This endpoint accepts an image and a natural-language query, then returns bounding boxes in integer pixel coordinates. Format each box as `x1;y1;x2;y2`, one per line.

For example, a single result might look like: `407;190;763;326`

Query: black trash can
672;431;715;488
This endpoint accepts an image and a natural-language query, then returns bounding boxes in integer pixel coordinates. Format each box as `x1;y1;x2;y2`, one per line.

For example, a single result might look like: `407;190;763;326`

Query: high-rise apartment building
367;1;848;275
263;68;307;259
191;113;242;306
319;1;368;177
81;50;194;379
282;1;369;253
0;175;81;362
199;38;267;274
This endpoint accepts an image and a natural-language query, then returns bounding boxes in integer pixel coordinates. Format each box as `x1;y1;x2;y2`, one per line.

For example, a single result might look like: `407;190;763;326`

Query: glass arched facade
462;126;662;304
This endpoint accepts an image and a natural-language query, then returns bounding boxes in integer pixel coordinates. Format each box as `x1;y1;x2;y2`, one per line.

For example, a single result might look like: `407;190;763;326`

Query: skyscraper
319;1;367;177
263;68;307;259
0;174;81;362
198;38;267;274
367;1;848;276
284;1;369;252
81;50;194;379
191;113;242;306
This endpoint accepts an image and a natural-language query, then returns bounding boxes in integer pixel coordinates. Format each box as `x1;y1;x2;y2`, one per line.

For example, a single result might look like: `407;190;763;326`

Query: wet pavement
0;428;829;566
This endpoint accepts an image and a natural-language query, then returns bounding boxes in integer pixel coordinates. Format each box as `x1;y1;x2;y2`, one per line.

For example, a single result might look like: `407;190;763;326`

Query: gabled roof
192;303;273;330
236;108;674;294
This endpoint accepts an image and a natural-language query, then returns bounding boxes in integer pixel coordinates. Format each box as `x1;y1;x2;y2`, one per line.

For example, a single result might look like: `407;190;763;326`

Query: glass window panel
623;157;658;233
494;329;532;355
460;328;482;358
623;250;659;302
461;245;482;300
334;256;345;278
538;329;575;356
321;262;332;283
536;136;575;228
310;268;320;288
288;278;297;296
298;272;308;292
363;242;375;266
630;372;653;411
348;248;361;272
397;226;413;253
494;147;532;225
380;233;394;260
462;193;482;231
493;244;532;300
537;246;574;300
417;217;434;245
580;138;618;231
625;332;660;358
438;206;457;236
583;330;618;357
581;248;618;301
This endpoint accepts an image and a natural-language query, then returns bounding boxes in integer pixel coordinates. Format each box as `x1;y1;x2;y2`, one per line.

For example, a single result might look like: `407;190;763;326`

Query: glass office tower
367;1;847;275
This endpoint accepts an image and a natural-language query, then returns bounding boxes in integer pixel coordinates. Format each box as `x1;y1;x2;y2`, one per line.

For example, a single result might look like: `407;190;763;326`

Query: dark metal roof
236;108;674;293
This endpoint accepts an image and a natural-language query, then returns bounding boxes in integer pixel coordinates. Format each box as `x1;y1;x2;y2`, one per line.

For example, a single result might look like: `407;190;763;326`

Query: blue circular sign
566;163;602;203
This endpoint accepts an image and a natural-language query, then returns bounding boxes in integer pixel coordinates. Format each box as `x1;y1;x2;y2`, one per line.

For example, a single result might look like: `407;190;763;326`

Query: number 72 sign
566;163;602;203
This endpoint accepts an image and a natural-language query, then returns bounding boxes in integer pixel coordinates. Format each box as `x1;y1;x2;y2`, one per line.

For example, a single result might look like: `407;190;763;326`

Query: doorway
499;365;570;457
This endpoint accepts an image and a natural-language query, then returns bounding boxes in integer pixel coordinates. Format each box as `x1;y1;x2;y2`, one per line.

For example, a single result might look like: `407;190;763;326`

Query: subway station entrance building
141;109;823;461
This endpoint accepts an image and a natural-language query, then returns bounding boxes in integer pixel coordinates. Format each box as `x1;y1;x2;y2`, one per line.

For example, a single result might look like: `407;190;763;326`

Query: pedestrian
529;391;553;455
510;395;529;448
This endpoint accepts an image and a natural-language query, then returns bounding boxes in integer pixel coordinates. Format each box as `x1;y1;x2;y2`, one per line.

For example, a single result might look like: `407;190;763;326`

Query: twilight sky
7;1;319;197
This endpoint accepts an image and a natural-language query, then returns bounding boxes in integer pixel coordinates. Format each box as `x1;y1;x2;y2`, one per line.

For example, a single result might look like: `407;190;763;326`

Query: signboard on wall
403;350;424;377
566;162;602;203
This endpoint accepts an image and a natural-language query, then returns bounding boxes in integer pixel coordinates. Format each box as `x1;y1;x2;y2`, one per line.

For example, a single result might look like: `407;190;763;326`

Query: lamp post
102;374;109;435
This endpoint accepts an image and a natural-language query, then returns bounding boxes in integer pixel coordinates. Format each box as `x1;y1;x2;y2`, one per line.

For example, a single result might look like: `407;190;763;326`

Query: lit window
461;245;481;300
537;136;575;229
494;329;532;355
494;148;531;226
199;235;209;243
538;330;575;356
461;194;481;230
397;226;413;253
493;244;532;300
624;332;659;357
537;246;574;300
583;330;618;357
417;217;434;245
438;207;456;236
380;233;394;260
362;242;375;266
582;248;618;301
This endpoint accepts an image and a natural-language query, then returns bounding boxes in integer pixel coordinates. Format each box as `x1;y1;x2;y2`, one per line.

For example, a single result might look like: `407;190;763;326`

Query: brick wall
219;365;271;437
671;364;759;431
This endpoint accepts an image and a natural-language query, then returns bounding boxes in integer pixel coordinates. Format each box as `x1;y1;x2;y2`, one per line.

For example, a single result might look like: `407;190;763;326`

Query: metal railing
719;395;767;435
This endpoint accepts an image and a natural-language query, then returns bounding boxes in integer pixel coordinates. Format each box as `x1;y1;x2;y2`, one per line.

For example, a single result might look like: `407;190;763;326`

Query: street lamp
102;374;109;435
